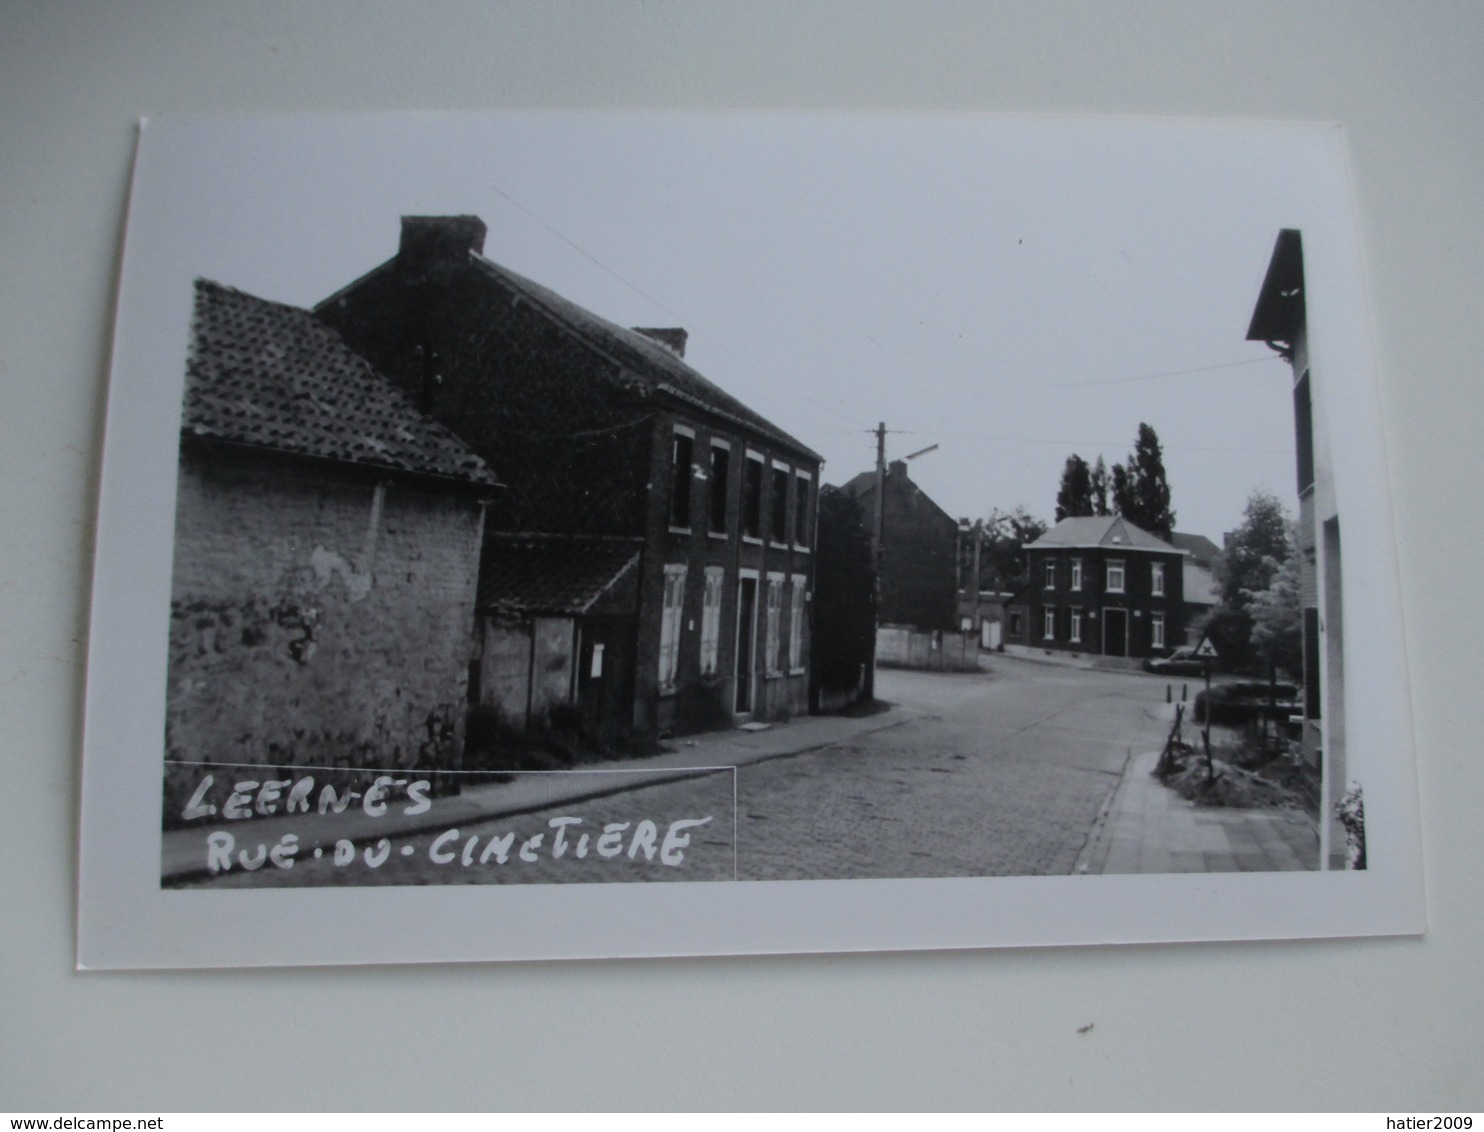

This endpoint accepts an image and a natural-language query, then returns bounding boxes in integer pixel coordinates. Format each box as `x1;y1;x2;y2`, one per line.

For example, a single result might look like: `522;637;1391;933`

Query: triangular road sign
1193;637;1219;658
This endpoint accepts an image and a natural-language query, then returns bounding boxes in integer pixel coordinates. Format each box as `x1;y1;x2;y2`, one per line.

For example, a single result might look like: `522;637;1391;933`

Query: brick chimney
632;327;688;358
398;215;487;279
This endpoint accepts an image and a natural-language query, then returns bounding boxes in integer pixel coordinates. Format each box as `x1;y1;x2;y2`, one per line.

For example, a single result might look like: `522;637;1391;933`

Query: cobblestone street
190;656;1173;887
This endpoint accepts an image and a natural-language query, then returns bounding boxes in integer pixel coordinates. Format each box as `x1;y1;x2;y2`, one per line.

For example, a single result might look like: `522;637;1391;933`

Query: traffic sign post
1194;637;1218;780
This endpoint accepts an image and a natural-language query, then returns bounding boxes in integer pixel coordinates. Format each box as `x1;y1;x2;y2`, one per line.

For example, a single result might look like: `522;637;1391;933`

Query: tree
1090;455;1111;516
975;506;1049;593
1218;490;1289;607
1204;490;1293;672
1111;422;1176;535
1247;537;1303;678
1055;455;1095;521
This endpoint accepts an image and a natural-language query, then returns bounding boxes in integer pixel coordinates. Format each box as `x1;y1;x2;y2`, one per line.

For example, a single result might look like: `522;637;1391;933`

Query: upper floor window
743;452;764;541
1151;561;1166;597
770;462;790;544
1294;371;1315;496
669;427;694;530
1044;560;1056;589
1071;558;1083;591
1106;559;1126;594
793;470;811;547
708;440;731;535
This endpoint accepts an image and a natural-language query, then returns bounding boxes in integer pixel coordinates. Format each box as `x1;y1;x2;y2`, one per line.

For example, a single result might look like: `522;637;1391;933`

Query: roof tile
477;535;641;615
184;280;499;487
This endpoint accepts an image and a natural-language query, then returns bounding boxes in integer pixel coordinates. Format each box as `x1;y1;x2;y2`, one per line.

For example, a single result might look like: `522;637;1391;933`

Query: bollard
1181;683;1188;702
1166;684;1171;703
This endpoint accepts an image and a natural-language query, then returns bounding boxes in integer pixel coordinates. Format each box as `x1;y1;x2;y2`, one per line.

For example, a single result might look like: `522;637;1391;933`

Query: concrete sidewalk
162;703;919;881
1075;747;1320;874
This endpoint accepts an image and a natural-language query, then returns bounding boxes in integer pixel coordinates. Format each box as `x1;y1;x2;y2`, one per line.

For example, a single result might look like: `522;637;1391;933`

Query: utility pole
971;518;983;643
865;421;887;702
872;421;887;572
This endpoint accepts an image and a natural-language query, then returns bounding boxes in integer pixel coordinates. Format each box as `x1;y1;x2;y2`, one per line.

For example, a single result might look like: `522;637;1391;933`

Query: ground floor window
659;564;687;689
1043;607;1056;640
788;574;807;671
765;573;784;675
700;566;724;675
1070;608;1083;644
1150;611;1165;649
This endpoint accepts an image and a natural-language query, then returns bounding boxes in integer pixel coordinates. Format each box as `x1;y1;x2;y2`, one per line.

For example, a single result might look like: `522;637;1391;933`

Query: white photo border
78;112;1424;968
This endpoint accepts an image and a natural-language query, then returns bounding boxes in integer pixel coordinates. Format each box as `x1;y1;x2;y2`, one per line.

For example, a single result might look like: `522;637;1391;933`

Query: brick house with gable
1005;515;1186;661
315;216;822;738
165;280;499;812
836;459;959;633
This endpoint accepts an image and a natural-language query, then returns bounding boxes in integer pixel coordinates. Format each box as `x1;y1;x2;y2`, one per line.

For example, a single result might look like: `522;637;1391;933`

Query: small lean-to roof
184;280;499;488
1026;515;1183;554
477;534;641;616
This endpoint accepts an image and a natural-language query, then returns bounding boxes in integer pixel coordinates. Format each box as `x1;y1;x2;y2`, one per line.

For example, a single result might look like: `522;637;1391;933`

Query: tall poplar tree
1055;454;1095;521
1111;422;1176;535
1090;455;1111;516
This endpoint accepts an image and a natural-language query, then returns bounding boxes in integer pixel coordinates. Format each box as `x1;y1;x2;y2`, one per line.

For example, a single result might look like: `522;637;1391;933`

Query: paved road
192;656;1173;888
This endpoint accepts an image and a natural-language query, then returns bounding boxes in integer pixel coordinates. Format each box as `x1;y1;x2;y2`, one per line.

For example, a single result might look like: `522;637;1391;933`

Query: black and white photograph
78;112;1422;966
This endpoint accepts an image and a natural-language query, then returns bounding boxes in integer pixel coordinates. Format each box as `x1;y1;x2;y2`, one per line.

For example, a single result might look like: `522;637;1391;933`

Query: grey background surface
2;1;1479;1111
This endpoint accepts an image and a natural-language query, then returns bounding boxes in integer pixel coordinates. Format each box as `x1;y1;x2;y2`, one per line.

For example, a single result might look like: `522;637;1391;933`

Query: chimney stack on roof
398;215;487;278
632;327;688;358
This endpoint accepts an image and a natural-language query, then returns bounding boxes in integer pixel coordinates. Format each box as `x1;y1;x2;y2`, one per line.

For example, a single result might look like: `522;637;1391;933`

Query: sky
131;111;1356;540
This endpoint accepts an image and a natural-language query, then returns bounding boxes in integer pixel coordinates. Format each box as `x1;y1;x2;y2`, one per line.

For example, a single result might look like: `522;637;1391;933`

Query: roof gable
184;280;499;487
1027;515;1181;554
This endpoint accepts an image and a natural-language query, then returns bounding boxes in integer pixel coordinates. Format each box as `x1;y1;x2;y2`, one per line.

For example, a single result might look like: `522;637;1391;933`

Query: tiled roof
1168;531;1222;569
477;535;641;616
183;279;499;487
465;255;821;462
1027;515;1181;554
836;470;878;499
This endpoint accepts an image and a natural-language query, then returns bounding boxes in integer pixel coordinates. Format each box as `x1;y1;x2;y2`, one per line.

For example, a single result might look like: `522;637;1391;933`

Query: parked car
1193;681;1300;725
1142;646;1210;676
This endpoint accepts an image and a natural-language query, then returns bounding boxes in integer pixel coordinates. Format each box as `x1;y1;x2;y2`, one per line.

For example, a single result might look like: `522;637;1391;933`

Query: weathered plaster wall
165;450;484;808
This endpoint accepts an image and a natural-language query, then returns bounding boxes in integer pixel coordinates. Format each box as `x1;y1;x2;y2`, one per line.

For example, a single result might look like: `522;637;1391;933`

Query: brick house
836;459;959;633
1247;227;1347;867
165;280;498;812
315;216;822;738
1004;515;1186;660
